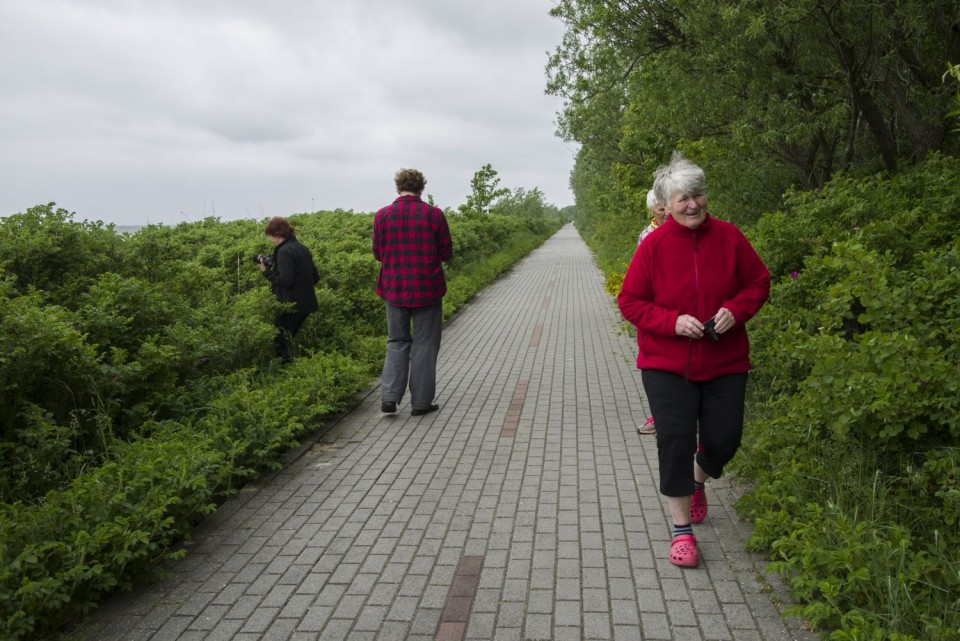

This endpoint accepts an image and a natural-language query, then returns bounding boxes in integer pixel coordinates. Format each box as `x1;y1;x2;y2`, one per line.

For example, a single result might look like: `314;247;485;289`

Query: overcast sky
0;0;576;226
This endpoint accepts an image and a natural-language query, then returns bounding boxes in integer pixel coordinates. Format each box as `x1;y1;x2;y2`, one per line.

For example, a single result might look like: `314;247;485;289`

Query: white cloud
0;0;576;225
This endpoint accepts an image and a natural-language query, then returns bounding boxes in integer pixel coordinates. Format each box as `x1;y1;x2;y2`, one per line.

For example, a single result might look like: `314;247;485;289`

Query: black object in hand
702;317;720;342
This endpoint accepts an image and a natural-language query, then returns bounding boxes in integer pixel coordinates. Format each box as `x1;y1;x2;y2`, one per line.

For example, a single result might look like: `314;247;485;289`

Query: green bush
0;203;560;640
735;155;960;639
737;441;960;641
0;204;123;299
0;425;230;641
750;153;960;281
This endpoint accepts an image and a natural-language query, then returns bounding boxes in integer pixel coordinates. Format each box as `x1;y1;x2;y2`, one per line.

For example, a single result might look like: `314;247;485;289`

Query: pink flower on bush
790;271;798;279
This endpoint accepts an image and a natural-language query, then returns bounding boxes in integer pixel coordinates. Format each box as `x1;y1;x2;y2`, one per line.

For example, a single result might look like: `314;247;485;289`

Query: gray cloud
0;0;575;225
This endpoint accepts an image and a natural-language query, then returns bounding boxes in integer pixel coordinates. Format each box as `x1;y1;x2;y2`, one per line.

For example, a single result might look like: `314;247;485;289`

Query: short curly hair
394;168;427;195
264;216;295;239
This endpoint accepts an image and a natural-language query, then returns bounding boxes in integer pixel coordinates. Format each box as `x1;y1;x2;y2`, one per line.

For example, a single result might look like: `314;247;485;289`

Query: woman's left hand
713;307;736;334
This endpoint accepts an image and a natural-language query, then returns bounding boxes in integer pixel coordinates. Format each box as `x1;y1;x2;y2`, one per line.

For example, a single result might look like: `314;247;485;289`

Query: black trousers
640;370;748;497
274;312;310;362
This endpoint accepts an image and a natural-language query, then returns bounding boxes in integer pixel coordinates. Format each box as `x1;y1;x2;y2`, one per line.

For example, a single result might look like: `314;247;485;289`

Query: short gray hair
645;189;658;210
653;151;706;207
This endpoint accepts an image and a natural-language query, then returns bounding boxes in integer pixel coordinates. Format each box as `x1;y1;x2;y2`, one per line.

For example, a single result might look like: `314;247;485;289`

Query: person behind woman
638;188;668;245
635;189;669;434
617;152;770;567
258;216;320;363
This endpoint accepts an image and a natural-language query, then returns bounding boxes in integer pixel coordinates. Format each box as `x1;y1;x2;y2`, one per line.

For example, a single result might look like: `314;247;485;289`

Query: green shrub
737;442;960;641
0;203;560;640
0;426;229;641
734;155;960;640
750;153;960;281
0;205;122;299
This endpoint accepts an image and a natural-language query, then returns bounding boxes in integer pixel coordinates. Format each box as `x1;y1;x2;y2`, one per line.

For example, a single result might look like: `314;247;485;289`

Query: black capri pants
640;369;748;497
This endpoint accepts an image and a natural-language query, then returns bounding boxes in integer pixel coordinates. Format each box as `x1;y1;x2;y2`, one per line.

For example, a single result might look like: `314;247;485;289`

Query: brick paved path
78;225;813;641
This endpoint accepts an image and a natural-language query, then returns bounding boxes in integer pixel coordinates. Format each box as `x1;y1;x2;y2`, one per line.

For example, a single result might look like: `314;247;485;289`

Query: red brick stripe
501;379;528;438
436;556;484;641
530;322;543;348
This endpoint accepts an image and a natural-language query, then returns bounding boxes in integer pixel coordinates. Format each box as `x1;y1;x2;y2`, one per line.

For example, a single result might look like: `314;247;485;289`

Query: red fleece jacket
617;214;770;381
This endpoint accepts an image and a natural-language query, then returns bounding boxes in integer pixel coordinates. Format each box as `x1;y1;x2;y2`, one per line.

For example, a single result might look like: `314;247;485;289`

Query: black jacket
262;236;320;314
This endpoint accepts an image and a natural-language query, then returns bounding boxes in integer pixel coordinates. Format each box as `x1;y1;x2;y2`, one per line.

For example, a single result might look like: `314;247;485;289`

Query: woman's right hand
675;314;704;339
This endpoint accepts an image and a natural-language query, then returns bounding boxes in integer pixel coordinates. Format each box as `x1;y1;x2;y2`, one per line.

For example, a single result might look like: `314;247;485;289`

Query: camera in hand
702;317;720;342
251;253;274;267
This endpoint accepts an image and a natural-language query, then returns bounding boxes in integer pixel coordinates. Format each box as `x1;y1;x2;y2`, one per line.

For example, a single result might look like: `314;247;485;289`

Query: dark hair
264;216;295;239
394;168;426;195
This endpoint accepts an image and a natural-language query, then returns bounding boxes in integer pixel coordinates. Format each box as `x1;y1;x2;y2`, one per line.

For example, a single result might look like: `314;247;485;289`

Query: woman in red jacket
617;152;770;567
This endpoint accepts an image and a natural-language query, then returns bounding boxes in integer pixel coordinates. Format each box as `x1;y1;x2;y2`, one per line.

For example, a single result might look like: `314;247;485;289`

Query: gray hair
653;151;706;207
645;189;658;210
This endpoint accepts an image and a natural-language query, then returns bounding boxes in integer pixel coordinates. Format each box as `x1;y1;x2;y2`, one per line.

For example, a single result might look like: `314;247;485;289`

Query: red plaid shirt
372;194;453;307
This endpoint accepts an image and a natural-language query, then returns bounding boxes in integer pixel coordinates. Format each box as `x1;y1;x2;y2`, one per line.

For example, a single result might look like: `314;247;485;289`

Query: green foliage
458;163;511;216
196;354;375;483
0;427;230;641
0;204;123;298
490;187;566;227
736;441;960;641
548;0;959;229
731;155;960;639
0;293;100;433
750;154;960;281
567;145;646;273
0;200;560;641
948;62;960;132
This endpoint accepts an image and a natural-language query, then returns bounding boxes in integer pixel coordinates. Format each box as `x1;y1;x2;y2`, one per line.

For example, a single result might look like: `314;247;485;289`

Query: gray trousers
380;303;442;410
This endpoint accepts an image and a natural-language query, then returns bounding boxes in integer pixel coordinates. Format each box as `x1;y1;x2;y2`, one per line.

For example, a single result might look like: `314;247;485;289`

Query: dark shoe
381;401;397;414
411;403;439;416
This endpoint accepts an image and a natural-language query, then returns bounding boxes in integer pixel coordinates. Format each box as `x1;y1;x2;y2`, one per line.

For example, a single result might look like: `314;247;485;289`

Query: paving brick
238;606;280;633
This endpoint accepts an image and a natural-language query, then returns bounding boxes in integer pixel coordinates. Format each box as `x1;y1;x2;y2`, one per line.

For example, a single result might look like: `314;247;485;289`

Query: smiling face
667;191;708;230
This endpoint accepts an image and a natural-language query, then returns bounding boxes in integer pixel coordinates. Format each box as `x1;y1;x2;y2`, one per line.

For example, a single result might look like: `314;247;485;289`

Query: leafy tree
547;0;960;233
490;187;565;226
459;164;510;216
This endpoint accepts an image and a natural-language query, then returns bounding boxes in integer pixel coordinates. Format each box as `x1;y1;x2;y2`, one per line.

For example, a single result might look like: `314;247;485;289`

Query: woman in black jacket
258;216;320;362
